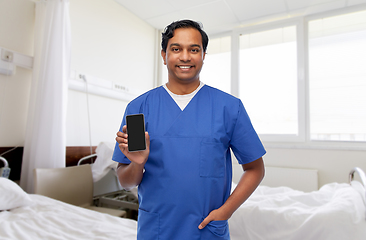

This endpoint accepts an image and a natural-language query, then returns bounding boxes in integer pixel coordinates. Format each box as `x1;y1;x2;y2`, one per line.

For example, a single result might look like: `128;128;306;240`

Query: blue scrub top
113;85;266;240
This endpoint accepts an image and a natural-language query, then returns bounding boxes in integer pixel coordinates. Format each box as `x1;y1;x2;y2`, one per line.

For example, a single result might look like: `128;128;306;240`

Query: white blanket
229;181;366;240
92;142;118;182
0;194;137;240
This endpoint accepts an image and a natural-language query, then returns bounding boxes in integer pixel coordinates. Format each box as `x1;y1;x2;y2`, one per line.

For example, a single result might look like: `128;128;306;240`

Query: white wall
0;0;34;147
0;0;156;147
67;0;156;146
232;146;366;188
262;147;366;188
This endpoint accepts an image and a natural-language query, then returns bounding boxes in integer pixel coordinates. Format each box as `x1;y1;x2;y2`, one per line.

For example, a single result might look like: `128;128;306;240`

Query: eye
191;48;200;53
172;47;180;52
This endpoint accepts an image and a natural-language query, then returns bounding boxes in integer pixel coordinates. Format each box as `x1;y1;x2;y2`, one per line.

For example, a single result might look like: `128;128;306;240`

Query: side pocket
199;142;226;178
137;209;160;240
201;220;230;239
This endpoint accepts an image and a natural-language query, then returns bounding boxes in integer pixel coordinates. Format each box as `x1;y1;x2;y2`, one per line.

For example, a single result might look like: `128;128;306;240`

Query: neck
166;80;200;95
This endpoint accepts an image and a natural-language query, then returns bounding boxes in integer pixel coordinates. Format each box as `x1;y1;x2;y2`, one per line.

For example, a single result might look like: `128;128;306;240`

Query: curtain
20;0;71;193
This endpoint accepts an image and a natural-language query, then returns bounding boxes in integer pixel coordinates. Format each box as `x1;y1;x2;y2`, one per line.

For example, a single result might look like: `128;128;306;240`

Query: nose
179;49;191;62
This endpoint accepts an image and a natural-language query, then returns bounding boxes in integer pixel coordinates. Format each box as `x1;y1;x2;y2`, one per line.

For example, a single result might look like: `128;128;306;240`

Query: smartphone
126;113;146;152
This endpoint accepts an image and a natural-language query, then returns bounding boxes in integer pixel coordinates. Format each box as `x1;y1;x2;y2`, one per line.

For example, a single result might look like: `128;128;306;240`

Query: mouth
177;65;194;70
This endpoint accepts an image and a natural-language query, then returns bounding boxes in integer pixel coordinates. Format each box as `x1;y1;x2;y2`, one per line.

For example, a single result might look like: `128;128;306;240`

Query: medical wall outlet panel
0;47;33;75
0;167;11;179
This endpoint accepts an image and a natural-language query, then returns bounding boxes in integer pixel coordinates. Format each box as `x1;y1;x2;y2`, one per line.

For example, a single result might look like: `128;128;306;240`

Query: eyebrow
169;43;202;49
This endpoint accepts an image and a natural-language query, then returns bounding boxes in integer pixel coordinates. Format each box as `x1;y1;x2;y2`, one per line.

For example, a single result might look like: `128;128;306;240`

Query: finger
145;132;150;148
118;142;129;153
122;125;127;133
198;216;211;230
116;136;127;144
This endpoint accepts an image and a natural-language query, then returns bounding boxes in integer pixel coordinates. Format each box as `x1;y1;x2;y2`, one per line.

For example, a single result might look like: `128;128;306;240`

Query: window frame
231;5;366;150
232;18;306;143
156;5;366;150
304;5;366;149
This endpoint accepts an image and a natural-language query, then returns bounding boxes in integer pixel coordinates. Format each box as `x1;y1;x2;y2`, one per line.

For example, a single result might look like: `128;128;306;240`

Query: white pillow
0;177;33;211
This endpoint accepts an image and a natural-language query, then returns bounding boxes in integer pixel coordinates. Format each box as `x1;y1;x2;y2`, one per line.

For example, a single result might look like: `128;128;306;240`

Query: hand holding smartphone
126;113;146;152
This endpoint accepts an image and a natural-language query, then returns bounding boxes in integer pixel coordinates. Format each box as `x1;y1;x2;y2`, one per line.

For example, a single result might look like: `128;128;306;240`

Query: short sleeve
229;100;266;164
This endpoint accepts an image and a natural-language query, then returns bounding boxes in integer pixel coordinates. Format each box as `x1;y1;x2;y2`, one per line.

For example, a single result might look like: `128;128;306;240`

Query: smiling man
113;20;266;240
162;27;205;93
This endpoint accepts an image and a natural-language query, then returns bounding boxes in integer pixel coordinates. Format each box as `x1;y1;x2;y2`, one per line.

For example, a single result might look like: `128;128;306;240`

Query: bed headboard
0;146;97;181
232;163;319;192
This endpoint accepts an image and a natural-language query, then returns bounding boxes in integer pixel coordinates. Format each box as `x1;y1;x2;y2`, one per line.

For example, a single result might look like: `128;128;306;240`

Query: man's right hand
116;125;150;165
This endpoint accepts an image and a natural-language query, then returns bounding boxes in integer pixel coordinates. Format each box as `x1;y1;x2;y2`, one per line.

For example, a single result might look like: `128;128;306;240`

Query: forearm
116;162;145;191
198;157;265;229
221;158;265;218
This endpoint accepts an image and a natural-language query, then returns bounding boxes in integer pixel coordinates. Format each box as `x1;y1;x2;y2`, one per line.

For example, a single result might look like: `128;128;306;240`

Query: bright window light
309;10;366;142
200;36;231;94
239;26;298;135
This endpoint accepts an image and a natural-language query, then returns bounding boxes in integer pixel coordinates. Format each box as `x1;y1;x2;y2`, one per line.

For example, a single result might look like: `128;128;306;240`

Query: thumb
198;215;211;230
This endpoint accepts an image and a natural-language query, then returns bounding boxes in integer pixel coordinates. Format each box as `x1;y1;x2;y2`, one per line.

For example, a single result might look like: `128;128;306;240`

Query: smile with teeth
178;65;192;69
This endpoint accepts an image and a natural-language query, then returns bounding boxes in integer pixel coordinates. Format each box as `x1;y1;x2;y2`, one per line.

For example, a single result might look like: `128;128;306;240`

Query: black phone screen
126;114;146;152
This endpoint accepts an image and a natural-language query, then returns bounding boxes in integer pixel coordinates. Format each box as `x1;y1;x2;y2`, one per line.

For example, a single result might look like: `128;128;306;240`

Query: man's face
161;28;206;85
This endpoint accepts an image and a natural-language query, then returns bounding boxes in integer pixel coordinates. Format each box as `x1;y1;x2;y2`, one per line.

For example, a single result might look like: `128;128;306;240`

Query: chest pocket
199;142;226;178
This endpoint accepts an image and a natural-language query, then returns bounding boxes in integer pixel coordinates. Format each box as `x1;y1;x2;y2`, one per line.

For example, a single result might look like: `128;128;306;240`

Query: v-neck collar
163;82;205;112
154;85;212;137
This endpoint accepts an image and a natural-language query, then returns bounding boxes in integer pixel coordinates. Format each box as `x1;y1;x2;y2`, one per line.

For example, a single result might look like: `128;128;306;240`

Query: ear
202;52;206;61
161;50;167;65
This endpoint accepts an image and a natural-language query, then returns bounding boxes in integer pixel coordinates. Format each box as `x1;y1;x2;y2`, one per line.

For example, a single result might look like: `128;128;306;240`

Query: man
113;19;266;239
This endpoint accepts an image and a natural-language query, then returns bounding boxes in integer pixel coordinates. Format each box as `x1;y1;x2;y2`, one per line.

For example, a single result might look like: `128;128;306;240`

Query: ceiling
114;0;366;36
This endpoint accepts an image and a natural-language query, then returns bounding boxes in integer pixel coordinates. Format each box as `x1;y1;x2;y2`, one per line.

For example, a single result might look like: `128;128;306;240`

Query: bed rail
0;156;8;167
77;154;97;166
349;167;366;220
349;167;366;187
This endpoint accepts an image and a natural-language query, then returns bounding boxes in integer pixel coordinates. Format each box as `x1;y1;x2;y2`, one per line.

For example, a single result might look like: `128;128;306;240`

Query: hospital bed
0;176;137;240
229;164;366;240
33;164;127;217
76;142;139;218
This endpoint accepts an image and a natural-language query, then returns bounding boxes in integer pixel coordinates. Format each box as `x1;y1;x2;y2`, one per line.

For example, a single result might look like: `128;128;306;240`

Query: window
157;7;366;147
309;10;366;142
238;25;299;136
200;36;231;94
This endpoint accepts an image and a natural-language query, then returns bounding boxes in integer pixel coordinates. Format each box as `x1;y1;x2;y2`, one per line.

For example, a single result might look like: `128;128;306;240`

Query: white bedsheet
0;194;137;240
229;181;366;240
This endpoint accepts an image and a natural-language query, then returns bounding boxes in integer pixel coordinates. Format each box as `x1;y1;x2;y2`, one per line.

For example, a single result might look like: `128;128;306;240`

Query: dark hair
161;19;209;53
